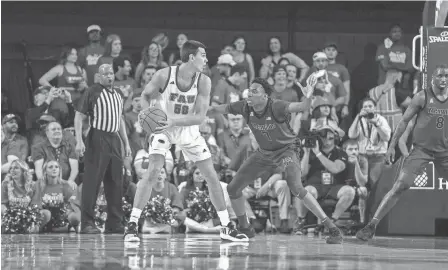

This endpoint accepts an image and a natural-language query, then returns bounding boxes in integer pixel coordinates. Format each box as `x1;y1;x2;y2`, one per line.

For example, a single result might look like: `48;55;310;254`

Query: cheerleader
1;160;40;233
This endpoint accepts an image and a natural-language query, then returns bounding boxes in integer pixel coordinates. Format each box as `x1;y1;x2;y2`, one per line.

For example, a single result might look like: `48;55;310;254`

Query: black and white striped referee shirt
77;84;124;133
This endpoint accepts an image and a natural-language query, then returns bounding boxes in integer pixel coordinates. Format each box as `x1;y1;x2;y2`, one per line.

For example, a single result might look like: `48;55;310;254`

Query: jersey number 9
174;104;189;115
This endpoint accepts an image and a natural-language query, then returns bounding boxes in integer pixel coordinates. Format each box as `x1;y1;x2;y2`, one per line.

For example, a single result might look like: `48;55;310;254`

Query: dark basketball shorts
401;146;448;182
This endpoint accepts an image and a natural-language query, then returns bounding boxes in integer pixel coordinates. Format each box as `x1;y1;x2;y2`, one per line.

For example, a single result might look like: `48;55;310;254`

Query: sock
237;214;250;228
217;210;230;226
129;208;142;224
370;217;380;226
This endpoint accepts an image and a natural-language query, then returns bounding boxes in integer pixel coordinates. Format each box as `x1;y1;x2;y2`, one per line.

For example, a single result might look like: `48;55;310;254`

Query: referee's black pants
81;128;124;230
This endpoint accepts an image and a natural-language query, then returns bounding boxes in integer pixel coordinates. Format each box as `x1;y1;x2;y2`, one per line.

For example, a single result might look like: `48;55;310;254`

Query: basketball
138;107;167;134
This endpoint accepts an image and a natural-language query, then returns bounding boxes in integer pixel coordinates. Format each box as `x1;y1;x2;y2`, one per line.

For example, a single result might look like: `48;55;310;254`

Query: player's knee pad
297;188;308;199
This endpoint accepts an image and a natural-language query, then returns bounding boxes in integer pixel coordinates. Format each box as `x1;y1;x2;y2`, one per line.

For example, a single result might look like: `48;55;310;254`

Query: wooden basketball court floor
1;233;447;270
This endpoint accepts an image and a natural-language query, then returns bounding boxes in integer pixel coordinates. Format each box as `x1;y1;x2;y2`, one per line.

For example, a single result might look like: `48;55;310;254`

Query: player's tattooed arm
389;91;425;149
172;75;211;127
140;69;167;109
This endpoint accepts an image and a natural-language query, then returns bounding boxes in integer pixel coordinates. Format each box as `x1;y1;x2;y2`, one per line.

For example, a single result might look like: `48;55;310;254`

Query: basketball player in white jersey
124;40;249;242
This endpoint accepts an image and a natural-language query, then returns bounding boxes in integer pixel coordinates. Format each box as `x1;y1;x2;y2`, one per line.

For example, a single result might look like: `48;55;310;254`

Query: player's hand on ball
155;119;174;132
385;147;396;164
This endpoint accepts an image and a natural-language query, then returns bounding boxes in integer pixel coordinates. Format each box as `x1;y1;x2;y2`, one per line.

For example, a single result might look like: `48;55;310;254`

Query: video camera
303;130;327;148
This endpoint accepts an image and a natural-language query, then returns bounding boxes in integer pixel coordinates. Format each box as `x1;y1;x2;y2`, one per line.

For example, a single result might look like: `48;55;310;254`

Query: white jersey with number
159;66;201;120
148;66;211;163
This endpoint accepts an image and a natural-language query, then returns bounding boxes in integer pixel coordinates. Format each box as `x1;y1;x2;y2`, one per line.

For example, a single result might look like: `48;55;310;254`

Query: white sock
130;208;142;224
217;210;230;226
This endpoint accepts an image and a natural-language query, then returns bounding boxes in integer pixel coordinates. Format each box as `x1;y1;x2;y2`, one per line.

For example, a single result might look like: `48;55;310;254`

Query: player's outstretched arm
140;69;167;110
389;91;425;149
287;75;317;113
172;75;211;127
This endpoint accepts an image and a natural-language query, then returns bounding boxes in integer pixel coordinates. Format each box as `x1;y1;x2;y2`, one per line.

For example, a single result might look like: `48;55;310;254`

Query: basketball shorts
148;126;211;163
402;146;448;181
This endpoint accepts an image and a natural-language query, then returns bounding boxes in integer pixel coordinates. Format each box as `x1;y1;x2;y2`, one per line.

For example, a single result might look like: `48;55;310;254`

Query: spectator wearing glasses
295;125;353;234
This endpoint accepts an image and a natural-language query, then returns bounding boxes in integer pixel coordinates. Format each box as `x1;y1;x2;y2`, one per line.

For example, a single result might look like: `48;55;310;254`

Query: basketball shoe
124;222;140;243
355;223;376;241
220;222;250;242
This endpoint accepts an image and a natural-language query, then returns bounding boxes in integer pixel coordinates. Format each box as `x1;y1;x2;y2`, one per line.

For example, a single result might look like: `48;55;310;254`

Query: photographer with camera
348;97;391;219
294;125;353;234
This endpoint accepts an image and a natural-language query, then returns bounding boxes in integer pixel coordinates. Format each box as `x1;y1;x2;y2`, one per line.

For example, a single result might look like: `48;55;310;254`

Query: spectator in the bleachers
210;53;236;92
298;96;344;139
348;97;391;218
28;114;76;154
168;33;188;66
295;125;353;234
32;160;78;232
259;37;309;84
1;160;37;215
31;121;78;190
286;64;304;101
245;170;292;234
199;123;229;173
212;64;247;106
217;114;251;162
134;42;168;84
78;25;105;86
311;52;348;117
125;65;158;112
231;36;255;90
1;114;28;178
39;46;88;107
96;34;123;82
124;89;146;156
113;56;135;99
342;139;368;225
376;24;413;85
369;70;412;131
270;65;300;103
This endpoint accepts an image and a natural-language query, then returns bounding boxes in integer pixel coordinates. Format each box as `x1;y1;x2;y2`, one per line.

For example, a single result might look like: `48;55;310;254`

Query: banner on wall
425;27;448;89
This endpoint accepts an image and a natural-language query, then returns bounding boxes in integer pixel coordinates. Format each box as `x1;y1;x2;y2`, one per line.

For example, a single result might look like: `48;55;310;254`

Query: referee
74;64;131;234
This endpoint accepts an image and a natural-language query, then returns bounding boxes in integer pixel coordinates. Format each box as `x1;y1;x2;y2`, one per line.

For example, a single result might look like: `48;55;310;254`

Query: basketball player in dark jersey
208;76;344;244
356;64;448;241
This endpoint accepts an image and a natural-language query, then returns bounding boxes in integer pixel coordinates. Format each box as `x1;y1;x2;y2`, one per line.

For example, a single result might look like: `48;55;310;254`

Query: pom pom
42;201;70;230
1;204;42;234
142;195;174;225
185;188;218;224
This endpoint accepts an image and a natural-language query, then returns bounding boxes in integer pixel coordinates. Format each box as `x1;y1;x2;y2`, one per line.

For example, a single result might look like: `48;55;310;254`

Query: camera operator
294;125;354;234
348;97;391;219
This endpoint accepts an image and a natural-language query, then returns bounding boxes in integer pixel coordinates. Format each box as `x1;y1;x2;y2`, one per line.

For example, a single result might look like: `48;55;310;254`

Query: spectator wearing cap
295;124;353;234
39;45;88;107
124;88;146;156
323;42;351;105
260;37;309;84
376;24;413;85
212;64;247;106
78;24;105;86
31;121;78;191
113;56;135;99
211;53;237;92
298;96;344;139
1;114;28;177
231;36;255;90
